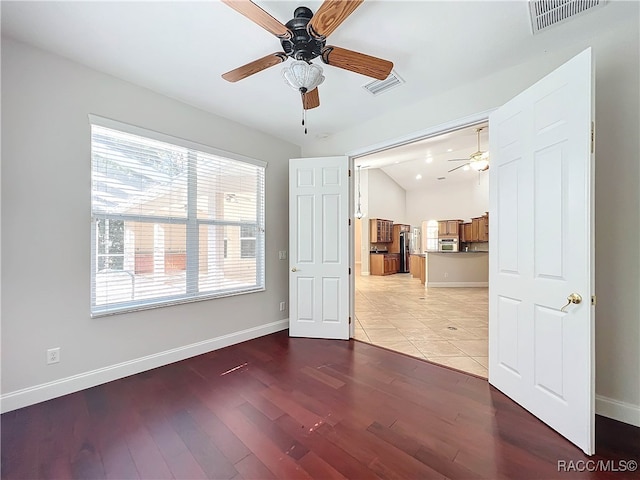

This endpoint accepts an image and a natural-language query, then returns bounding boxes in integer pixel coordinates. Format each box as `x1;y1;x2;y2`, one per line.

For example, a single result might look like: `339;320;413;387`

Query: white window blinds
90;118;266;316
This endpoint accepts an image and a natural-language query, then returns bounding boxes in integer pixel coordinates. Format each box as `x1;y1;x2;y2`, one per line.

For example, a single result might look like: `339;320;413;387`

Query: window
90;116;266;316
240;225;256;258
426;219;438;251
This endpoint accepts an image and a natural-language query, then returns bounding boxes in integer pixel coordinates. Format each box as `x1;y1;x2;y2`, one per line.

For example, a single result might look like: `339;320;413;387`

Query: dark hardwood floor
2;331;639;479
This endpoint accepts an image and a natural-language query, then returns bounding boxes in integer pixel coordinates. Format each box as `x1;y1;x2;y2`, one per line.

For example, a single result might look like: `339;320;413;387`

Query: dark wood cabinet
438;220;462;237
410;254;426;285
370;218;393;243
370;253;400;275
460;222;472;243
470;214;489;242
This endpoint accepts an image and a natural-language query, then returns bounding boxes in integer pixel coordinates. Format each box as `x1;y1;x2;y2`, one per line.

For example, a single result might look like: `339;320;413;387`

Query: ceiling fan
447;127;490;173
220;0;394;113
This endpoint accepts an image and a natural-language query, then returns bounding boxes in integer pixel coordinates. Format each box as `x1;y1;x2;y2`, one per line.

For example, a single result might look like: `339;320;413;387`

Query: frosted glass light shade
469;151;490;171
283;61;325;92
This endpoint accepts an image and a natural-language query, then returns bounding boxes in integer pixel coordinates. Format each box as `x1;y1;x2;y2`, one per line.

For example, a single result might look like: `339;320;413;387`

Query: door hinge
591;121;595;154
349;267;351;275
349;169;351;177
349;316;352;324
591;295;596;306
349;218;351;226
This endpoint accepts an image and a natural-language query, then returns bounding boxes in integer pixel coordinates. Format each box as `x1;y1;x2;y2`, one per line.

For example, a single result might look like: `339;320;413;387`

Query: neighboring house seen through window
90;116;266;316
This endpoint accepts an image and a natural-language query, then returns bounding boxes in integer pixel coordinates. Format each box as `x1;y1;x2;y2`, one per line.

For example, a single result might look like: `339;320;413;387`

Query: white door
289;156;350;339
489;48;594;454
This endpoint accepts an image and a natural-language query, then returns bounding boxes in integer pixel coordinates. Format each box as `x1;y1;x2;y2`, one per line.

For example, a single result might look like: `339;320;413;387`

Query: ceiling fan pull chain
301;91;308;134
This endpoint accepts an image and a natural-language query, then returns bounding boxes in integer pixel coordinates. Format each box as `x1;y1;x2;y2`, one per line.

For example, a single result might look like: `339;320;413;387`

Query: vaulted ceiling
2;0;628;155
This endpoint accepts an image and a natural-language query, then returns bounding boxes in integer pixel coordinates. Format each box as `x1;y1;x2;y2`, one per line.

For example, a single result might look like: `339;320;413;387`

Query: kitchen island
426;251;488;287
409;253;426;285
411;251;488;287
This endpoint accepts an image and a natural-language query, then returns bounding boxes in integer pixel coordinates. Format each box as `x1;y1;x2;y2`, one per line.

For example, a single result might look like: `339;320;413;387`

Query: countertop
426;251;488;255
410;251;488;256
369;251;391;255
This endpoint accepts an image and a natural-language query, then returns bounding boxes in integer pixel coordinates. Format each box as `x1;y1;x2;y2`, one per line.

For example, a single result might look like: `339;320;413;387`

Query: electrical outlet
278;250;287;260
47;347;60;364
279;301;286;312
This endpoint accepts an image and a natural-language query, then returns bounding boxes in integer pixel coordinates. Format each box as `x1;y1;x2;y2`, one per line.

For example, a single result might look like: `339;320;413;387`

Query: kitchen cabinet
460;222;472;243
471;214;489;242
370;253;399;275
370;218;393;243
471;218;480;242
438;220;462;237
410;254;426;285
482;213;489;241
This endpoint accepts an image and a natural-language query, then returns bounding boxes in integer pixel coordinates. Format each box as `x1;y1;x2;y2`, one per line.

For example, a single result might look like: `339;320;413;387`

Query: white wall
304;7;640;426
358;168;407;273
367;168;407;223
406;174;489;228
426;252;488;287
1;38;300;411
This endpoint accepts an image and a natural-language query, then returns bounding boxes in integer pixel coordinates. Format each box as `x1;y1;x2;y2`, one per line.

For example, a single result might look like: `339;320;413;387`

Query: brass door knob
291;267;297;272
560;293;582;312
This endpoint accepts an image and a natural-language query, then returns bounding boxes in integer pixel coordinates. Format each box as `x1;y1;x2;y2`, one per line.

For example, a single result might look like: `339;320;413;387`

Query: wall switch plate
278;251;287;260
279;301;286;312
47;347;60;364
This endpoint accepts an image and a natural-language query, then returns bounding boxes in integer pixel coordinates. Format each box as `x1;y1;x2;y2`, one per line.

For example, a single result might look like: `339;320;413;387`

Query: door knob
291;267;297;272
560;293;582;312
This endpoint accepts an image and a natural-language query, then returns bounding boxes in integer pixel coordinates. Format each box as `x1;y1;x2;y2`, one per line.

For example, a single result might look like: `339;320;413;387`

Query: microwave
438;238;458;252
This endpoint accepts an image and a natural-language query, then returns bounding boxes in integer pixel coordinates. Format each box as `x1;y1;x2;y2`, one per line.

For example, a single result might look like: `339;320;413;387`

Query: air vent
362;70;404;96
529;0;607;34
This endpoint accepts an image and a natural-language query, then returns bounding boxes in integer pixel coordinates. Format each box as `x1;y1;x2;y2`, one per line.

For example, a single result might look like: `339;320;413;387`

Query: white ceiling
1;0;628;155
356;121;490;190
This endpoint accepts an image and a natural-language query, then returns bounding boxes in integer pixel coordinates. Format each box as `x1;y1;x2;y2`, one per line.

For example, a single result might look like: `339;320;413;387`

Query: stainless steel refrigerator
399;231;410;273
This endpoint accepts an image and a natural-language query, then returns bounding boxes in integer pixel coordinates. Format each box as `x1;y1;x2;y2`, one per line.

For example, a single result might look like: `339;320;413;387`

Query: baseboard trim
1;319;289;414
596;394;640;427
427;282;488;288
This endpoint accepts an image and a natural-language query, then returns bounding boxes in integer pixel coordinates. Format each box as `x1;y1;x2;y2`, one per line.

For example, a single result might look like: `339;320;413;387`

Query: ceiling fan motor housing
280;7;325;62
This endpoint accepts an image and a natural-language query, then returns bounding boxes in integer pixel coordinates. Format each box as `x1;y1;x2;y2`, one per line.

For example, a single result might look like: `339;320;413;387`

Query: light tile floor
354;268;489;377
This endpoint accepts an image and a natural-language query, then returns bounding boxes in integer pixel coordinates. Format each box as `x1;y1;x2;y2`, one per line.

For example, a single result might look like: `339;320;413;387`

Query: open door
289;156;350;339
489;49;595;454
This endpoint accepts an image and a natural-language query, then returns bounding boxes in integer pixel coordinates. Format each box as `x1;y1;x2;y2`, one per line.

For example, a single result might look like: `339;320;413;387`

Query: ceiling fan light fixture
282;60;325;92
469;151;490;171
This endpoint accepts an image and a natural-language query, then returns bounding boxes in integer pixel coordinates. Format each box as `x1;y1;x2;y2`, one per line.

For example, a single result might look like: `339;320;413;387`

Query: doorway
351;119;490;378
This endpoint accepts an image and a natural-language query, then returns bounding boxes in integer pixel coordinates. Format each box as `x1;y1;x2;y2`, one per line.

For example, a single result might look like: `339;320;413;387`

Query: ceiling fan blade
308;0;364;39
221;0;291;39
447;158;469;162
448;163;470;173
321;46;393;80
222;52;287;82
302;88;320;110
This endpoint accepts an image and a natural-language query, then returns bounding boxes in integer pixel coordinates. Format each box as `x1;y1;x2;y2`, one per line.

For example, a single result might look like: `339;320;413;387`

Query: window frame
426;219;439;252
89;115;267;317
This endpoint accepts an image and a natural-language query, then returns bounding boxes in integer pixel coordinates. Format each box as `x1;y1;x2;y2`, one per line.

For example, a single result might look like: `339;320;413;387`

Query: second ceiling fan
447;127;490;173
221;0;394;111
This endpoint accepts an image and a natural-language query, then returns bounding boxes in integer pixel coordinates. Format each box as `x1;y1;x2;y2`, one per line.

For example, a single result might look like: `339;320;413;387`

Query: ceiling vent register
362;70;404;96
528;0;607;34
